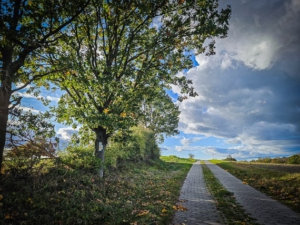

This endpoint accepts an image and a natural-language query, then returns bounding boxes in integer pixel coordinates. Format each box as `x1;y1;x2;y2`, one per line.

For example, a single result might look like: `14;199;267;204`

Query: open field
0;156;194;225
210;160;300;214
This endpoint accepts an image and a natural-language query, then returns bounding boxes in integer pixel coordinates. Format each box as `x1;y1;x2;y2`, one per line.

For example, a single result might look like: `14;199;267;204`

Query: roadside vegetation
0;153;193;225
211;160;300;214
201;162;260;225
249;154;300;164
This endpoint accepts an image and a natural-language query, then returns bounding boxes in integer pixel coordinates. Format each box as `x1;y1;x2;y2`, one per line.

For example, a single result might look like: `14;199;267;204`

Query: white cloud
17;106;41;114
160;146;173;151
14;91;60;102
175;146;204;152
171;0;300;158
180;137;202;146
46;96;60;102
15;83;31;90
14;92;37;99
57;127;77;140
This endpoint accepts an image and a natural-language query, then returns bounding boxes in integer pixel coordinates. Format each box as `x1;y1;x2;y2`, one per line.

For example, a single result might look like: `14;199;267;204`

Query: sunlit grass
211;161;300;214
0;156;193;224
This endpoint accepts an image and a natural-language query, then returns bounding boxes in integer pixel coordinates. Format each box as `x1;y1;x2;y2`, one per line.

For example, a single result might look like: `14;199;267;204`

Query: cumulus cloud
172;0;300;158
57;127;77;140
46;96;60;102
217;0;300;72
180;137;202;146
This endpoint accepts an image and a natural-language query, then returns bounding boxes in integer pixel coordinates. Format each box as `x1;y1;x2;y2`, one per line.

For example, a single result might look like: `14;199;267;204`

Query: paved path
205;161;300;225
171;161;223;225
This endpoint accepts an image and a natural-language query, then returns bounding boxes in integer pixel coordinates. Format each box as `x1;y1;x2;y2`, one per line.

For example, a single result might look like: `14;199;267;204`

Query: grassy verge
0;156;193;225
201;162;260;225
211;161;300;214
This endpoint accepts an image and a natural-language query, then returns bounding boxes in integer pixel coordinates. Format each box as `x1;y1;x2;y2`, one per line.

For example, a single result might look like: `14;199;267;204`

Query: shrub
5;138;56;177
288;154;300;164
105;126;160;168
58;145;102;172
224;155;237;161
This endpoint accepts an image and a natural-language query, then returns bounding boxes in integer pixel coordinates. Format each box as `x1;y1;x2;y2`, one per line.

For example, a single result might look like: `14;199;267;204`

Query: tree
189;153;195;160
0;0;90;170
6;108;56;150
140;90;180;143
50;0;231;177
4;108;57;175
225;154;236;161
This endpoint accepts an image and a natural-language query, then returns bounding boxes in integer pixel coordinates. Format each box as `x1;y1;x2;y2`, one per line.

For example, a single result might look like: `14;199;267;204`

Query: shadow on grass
0;157;194;225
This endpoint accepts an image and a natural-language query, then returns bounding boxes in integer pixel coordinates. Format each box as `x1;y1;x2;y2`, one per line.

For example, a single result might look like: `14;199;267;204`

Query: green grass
210;159;225;164
160;155;196;164
201;162;260;225
0;156;193;225
211;160;300;214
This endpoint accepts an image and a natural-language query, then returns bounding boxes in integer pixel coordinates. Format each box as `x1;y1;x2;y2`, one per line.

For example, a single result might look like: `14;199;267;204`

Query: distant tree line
250;154;300;164
223;154;237;161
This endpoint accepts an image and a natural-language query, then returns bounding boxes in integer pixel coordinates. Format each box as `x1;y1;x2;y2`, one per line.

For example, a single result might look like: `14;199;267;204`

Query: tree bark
0;90;11;171
94;126;109;178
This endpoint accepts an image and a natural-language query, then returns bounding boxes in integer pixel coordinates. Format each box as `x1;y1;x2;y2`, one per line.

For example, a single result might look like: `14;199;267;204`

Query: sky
16;0;300;160
161;0;300;160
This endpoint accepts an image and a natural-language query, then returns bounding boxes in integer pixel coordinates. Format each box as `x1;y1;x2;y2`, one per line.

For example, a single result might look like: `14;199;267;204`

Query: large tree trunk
94;127;109;178
0;90;11;172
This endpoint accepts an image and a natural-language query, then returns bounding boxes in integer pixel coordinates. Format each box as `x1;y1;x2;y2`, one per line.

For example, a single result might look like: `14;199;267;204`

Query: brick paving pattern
171;161;223;225
205;161;300;225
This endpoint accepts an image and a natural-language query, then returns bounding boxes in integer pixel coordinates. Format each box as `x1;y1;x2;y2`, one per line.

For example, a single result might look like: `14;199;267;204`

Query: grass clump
0;155;193;225
212;161;300;214
201;162;260;225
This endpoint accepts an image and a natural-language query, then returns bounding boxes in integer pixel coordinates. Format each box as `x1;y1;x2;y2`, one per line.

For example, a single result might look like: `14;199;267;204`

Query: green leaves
140;90;180;143
44;0;231;175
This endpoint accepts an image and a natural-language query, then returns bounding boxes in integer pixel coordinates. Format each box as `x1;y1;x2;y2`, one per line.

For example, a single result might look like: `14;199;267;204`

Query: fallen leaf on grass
173;204;188;211
137;210;149;216
4;214;13;220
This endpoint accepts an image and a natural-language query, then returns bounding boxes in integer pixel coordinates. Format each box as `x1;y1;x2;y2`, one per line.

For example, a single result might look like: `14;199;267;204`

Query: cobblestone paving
205;161;300;225
171;161;223;225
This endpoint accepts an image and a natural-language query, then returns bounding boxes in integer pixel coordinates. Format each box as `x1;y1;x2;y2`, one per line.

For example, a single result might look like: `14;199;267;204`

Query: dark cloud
173;0;300;157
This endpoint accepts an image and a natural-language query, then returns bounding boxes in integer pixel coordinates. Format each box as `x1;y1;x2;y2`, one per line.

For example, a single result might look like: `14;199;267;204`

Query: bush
58;145;102;172
224;155;237;161
288;154;300;164
105;126;160;167
4;138;56;177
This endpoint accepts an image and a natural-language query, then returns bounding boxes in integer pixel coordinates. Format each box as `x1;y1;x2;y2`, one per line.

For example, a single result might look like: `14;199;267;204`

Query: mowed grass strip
0;156;194;225
201;162;260;225
210;160;300;214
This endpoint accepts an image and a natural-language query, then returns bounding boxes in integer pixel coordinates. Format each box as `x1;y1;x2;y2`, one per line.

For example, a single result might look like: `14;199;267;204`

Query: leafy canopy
49;0;231;140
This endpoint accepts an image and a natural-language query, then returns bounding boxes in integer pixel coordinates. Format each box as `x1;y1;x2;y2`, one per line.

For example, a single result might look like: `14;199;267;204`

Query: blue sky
160;0;300;160
16;0;300;160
